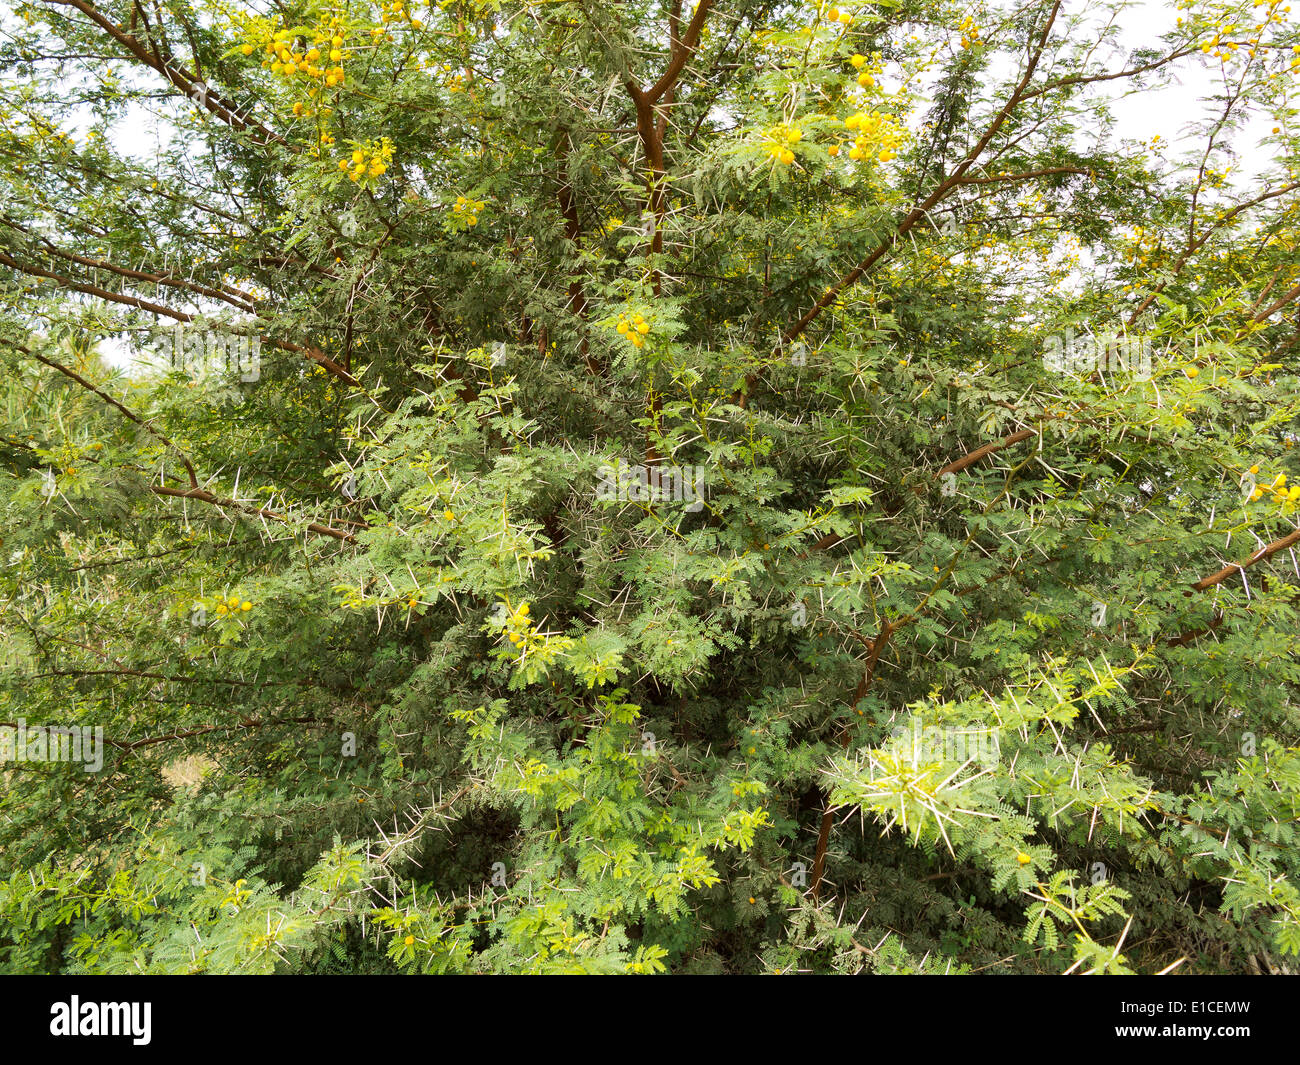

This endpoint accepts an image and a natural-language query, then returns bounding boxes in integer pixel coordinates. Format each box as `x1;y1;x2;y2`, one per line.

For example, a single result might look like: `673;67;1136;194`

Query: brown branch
936;429;1037;477
780;1;1064;349
0;349;358;539
47;0;283;146
645;0;715;103
810;620;895;899
151;485;358;543
118;715;317;752
0;715;318;753
955;165;1089;187
1127;180;1300;326
6;336;199;488
1252;280;1300;323
1190;528;1300;593
0;250;359;387
555;132;602;376
19;227;258;313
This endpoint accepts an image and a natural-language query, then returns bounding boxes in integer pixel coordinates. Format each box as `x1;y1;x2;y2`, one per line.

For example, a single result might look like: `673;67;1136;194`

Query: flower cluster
615;312;651;348
216;594;253;617
848;51;881;88
498;601;534;647
958;15;982;49
762;124;803;165
379;0;423;27
842;109;904;162
1186;0;1298;70
822;5;854;26
451;195;485;226
252;16;350;89
338;138;392;182
1247;467;1300;503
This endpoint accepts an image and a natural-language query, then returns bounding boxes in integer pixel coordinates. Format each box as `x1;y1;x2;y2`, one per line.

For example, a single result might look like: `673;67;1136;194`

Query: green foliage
2;0;1300;974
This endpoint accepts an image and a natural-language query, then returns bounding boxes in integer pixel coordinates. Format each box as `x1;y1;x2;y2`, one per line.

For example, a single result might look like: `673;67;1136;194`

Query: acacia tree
1;0;1299;974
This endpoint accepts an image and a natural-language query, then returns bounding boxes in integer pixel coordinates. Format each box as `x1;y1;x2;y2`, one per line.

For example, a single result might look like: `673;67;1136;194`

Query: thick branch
7;337;199;488
45;0;283;145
